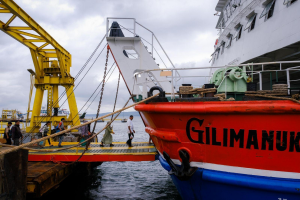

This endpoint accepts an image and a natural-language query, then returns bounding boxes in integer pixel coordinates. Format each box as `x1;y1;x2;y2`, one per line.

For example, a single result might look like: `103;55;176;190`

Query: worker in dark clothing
126;115;135;147
11;120;23;146
4;122;12;145
56;118;66;147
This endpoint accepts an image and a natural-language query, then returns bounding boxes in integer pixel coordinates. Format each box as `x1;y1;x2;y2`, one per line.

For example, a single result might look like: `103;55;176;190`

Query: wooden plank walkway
28;142;157;162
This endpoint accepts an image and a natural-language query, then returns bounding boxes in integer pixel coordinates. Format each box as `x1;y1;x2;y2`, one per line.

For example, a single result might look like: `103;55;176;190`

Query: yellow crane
0;0;80;132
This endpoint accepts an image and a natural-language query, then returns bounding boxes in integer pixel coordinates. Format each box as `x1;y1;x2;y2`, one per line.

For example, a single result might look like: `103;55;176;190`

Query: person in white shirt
126;115;135;147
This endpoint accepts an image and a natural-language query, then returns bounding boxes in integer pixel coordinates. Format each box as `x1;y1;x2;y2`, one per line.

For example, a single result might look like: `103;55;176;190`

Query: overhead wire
111;72;121;120
23;42;108;141
82;64;117;115
0;94;159;154
71;62;116;126
92;48;110;133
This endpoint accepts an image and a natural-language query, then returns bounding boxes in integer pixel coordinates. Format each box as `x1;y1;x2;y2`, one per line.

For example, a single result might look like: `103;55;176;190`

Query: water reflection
38;117;181;200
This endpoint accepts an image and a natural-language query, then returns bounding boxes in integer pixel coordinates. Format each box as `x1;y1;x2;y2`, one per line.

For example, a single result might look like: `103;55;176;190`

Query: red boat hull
135;100;300;178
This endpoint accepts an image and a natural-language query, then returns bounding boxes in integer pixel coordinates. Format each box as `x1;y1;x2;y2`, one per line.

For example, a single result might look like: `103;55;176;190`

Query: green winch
210;66;249;100
210;66;249;93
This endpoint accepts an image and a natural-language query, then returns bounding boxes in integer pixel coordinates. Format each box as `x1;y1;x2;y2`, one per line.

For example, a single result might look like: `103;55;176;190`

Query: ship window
216;48;220;59
226;34;233;48
244;13;257;32
260;0;276;20
123;49;139;59
230;1;235;13
221;41;226;54
217;18;225;29
226;4;231;18
234;0;241;5
284;0;297;5
233;25;243;41
211;47;220;61
223;10;228;22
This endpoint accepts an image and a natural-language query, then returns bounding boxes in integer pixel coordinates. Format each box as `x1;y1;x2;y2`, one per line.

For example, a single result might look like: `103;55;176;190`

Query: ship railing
105;17;181;79
133;60;300;100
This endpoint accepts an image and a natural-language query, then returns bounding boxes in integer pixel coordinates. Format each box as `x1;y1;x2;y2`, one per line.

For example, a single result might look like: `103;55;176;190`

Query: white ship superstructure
40;106;70;117
212;0;300;66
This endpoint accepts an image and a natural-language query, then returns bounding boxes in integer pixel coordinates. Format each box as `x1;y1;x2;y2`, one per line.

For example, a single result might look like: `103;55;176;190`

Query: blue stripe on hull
158;155;300;200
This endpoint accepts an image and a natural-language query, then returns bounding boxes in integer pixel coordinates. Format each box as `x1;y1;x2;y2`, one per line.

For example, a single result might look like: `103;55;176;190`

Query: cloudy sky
0;0;218;115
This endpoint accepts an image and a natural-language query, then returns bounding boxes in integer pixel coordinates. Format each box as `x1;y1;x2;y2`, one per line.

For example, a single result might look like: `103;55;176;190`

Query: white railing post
174;69;177;98
134;18;136;36
106;18;109;37
142;73;147;99
152;33;154;58
225;67;227;99
171;70;174;100
286;69;290;95
259;72;263;90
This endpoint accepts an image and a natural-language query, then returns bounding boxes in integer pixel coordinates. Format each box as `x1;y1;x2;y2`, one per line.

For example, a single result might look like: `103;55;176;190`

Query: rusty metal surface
27;162;66;182
27;161;73;198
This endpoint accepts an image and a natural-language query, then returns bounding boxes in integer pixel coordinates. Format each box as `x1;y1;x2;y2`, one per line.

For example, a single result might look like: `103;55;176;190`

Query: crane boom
0;0;80;132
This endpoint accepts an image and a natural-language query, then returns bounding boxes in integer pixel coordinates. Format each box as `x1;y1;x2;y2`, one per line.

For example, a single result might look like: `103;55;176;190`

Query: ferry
106;0;300;198
40;106;70;117
0;109;24;122
121;112;127;123
121;118;127;123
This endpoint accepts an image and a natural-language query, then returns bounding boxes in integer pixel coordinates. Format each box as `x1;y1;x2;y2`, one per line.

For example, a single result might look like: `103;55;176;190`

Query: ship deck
28;142;157;162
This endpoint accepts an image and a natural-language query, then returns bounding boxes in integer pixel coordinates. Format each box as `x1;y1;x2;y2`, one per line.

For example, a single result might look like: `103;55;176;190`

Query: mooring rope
0;94;158;155
0;96;132;152
245;94;300;104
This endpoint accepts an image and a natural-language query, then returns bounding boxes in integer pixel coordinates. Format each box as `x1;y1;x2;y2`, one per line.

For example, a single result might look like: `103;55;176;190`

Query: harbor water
39;116;181;200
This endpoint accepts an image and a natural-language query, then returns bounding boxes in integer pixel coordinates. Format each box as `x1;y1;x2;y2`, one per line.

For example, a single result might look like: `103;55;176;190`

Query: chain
92;47;109;133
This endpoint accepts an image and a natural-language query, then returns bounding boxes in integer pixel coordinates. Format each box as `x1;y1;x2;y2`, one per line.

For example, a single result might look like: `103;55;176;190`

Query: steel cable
111;72;121;121
92;48;109;133
71;62;116;126
23;43;107;141
0;94;159;154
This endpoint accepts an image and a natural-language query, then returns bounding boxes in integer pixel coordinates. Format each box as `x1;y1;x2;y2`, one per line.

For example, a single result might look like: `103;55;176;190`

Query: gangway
29;142;157;162
0;1;164;198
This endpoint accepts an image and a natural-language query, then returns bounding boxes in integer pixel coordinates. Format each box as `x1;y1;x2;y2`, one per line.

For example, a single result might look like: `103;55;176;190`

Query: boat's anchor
163;150;197;181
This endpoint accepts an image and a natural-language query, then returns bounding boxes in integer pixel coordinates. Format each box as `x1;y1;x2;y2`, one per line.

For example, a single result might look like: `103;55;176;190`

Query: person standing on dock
56;118;66;147
42;121;53;147
4;122;12;145
100;121;115;147
11;120;23;146
126;115;135;147
79;123;92;149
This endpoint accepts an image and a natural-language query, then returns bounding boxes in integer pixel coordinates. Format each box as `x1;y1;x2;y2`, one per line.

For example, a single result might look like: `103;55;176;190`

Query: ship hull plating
159;155;300;200
135;100;300;199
